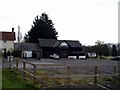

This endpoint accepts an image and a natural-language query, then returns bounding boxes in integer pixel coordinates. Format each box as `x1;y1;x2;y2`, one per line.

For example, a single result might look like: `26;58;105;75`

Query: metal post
94;66;97;84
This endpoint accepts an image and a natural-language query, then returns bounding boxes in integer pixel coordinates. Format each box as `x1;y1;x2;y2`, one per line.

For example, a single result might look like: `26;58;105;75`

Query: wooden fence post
113;66;117;82
114;66;117;74
8;56;11;69
16;58;19;69
23;61;26;80
33;64;37;84
94;66;98;84
67;65;71;86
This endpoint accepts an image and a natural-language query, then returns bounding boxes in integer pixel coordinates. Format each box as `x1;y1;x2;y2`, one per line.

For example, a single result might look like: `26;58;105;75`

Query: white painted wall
0;41;2;51
23;51;32;58
0;40;14;51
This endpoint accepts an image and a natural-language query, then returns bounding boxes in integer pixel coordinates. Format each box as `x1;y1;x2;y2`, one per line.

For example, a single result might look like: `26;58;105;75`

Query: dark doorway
59;49;68;58
4;48;7;58
32;52;38;58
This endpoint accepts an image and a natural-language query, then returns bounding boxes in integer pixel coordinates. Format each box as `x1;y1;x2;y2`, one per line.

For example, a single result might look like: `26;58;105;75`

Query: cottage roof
14;43;41;51
39;39;82;48
0;32;16;41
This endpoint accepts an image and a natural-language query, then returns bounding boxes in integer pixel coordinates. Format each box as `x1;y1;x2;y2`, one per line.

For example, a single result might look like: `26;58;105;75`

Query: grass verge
2;68;40;90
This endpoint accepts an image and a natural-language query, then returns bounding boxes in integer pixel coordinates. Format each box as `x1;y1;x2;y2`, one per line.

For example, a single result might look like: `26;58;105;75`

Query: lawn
2;68;40;90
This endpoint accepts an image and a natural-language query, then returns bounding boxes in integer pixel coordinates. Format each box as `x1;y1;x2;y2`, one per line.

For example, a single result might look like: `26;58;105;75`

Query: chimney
12;28;14;32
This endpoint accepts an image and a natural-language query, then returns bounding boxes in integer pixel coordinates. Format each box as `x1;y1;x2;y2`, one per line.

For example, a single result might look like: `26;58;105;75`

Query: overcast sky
0;0;119;45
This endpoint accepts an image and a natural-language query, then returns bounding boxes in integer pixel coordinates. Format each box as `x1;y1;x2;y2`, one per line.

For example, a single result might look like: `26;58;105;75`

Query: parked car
79;55;86;59
50;54;59;59
68;56;77;59
111;56;120;61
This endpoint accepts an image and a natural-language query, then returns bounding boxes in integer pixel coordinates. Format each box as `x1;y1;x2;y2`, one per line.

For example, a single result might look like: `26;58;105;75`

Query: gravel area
26;58;119;74
2;58;119;74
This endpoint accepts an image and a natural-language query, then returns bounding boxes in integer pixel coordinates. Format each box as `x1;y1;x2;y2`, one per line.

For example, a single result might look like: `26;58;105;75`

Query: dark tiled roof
39;39;82;48
14;43;41;51
0;32;16;41
66;40;82;48
53;40;63;47
39;39;57;47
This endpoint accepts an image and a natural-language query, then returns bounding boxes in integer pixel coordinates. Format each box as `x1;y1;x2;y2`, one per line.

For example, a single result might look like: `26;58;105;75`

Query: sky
0;0;119;45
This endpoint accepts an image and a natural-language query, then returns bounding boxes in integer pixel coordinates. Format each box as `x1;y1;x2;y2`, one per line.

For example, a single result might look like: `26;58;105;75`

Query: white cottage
0;28;16;53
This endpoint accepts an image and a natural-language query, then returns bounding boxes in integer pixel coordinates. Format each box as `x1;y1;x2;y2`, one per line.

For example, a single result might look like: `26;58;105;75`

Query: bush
12;51;22;58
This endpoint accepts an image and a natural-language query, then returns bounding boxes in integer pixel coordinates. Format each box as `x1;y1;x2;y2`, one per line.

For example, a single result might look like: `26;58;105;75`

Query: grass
2;63;118;89
2;68;40;90
35;69;67;88
89;55;112;60
0;69;2;89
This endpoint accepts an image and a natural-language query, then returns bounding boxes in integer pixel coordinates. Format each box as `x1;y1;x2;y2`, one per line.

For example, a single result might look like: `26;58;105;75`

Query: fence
8;56;71;86
8;56;118;87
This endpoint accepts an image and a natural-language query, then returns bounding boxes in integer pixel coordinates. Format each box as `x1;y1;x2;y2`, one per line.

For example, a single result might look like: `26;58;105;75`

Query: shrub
12;51;22;58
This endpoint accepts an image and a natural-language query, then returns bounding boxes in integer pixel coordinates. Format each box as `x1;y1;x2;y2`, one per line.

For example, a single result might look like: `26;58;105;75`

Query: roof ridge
15;42;38;44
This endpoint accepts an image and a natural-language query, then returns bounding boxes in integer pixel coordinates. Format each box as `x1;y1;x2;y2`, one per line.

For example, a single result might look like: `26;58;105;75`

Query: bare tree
17;25;22;43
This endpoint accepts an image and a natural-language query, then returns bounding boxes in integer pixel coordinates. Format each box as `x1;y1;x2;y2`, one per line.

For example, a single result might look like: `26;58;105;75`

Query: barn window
59;42;68;48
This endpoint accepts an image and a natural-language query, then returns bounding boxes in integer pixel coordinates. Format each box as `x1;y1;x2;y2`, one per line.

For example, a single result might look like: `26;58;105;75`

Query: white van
79;53;86;59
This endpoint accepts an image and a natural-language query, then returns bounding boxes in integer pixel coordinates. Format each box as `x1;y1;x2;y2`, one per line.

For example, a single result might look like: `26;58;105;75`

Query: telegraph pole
17;25;20;43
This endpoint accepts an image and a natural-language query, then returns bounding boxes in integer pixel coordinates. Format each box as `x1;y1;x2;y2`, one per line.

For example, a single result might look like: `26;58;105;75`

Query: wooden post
94;66;98;84
38;52;41;60
114;66;117;74
113;66;117;84
23;61;26;80
16;58;19;69
67;65;71;86
33;65;37;84
33;65;37;76
8;56;11;69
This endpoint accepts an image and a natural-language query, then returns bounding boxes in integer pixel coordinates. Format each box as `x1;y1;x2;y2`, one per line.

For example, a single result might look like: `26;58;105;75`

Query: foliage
12;50;22;58
83;40;110;59
24;12;58;43
112;45;117;56
117;43;120;56
102;44;109;56
94;40;104;59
